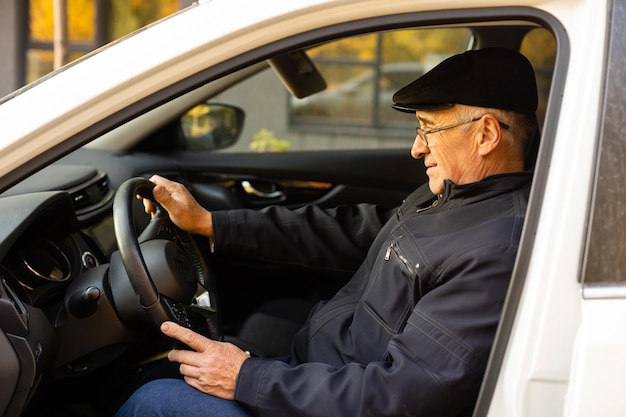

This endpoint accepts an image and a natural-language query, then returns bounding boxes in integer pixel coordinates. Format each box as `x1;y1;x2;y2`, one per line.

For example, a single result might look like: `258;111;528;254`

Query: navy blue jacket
212;172;532;417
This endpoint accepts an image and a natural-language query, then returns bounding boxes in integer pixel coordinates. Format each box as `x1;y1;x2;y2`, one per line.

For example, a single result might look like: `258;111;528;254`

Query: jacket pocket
361;235;418;336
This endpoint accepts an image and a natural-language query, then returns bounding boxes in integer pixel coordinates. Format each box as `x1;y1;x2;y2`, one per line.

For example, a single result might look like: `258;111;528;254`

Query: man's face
411;109;481;195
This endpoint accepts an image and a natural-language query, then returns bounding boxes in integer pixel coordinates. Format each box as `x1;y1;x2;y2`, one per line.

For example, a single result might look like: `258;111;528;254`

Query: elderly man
116;47;539;417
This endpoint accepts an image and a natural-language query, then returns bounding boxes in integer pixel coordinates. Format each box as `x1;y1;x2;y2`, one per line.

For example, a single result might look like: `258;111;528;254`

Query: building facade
0;0;193;99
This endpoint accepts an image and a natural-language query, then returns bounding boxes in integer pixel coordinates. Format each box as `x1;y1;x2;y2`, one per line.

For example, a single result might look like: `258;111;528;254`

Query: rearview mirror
180;103;245;151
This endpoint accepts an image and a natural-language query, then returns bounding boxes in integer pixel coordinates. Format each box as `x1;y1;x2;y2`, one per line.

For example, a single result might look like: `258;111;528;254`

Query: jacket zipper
384;242;395;261
416;198;439;213
384;199;439;262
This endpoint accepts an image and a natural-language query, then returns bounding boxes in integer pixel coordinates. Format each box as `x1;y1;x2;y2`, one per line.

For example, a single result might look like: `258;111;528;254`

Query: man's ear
477;114;502;156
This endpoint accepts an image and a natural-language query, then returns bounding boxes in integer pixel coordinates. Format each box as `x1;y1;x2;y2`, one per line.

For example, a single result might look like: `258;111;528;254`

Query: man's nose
411;136;428;159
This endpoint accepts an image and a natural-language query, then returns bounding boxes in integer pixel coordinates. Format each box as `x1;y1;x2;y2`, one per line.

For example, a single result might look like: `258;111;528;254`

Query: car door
0;3;569;415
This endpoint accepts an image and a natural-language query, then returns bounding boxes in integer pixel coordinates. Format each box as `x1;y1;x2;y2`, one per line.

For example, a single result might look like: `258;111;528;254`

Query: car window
196;26;557;155
210;28;473;153
582;0;626;296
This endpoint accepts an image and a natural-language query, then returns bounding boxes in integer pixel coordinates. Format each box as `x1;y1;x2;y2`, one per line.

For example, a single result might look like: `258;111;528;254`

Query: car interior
0;10;559;417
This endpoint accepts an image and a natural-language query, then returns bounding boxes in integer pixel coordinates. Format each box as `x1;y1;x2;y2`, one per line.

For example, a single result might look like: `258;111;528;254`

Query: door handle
240;180;285;200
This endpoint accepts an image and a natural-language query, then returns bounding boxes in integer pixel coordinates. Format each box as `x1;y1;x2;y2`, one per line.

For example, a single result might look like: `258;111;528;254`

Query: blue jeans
114;378;254;417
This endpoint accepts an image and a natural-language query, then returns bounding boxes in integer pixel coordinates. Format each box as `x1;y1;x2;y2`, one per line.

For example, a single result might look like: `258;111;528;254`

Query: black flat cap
392;47;538;114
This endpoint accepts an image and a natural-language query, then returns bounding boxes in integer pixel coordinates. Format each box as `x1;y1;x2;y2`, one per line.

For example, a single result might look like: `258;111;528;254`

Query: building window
25;0;178;84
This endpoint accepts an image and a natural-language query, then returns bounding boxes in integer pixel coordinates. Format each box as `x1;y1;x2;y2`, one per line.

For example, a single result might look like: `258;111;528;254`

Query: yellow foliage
249;129;291;153
307;29;470;64
109;0;179;39
30;0;178;44
30;0;54;41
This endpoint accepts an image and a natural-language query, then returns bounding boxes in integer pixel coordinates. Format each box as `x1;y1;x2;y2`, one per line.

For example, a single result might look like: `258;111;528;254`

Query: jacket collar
439;172;533;205
398;172;532;219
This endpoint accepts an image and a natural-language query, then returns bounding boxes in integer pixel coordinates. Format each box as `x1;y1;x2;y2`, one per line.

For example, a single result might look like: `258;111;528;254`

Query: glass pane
108;0;179;40
26;49;53;83
520;28;557;126
376;62;427;128
68;0;95;41
30;0;54;42
582;0;626;288
30;0;95;43
382;29;472;64
291;64;376;125
309;33;378;61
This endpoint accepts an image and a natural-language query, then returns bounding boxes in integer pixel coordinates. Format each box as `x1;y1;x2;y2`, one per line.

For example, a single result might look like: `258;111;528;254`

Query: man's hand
161;321;250;400
140;175;214;238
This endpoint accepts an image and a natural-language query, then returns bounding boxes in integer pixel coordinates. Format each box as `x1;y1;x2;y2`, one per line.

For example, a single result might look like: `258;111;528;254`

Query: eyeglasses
415;115;510;147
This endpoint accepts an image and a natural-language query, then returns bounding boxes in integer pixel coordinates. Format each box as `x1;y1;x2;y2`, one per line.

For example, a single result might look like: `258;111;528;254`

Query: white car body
0;1;624;416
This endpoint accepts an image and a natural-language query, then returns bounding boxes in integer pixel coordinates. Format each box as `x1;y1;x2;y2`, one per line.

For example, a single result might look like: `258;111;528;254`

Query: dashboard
1;201;109;310
0;167;138;417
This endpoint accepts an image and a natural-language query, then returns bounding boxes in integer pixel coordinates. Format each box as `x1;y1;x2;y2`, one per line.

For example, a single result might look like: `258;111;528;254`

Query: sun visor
268;50;327;99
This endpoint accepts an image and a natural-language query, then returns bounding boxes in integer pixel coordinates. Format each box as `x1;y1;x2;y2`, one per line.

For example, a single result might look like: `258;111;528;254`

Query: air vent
68;171;114;216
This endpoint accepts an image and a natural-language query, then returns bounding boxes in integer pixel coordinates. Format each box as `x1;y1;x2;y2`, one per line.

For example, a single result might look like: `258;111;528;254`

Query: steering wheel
112;177;222;342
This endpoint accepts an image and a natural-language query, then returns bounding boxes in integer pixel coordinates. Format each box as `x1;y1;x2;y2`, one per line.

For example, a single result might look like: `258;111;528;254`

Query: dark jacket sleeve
233;242;516;417
211;203;394;273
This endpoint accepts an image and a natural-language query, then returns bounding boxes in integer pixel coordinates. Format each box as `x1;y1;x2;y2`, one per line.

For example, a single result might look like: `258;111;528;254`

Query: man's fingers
178;363;201;379
151;184;169;205
161;321;210;352
142;198;157;215
149;174;166;185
